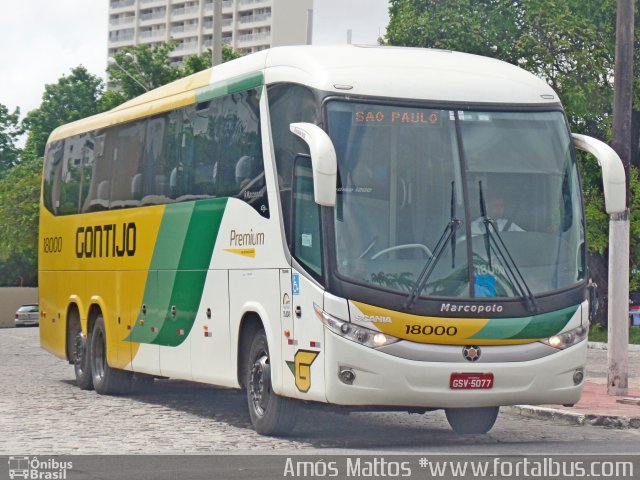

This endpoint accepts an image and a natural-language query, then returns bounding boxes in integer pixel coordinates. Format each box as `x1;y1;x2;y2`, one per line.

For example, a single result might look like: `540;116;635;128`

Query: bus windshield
327;102;585;300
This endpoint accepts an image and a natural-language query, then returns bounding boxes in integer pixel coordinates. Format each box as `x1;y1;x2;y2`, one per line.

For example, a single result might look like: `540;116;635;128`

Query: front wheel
445;406;499;434
90;316;132;395
246;330;297;435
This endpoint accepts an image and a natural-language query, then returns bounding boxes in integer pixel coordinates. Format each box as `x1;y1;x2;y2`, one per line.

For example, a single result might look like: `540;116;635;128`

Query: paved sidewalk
508;343;640;429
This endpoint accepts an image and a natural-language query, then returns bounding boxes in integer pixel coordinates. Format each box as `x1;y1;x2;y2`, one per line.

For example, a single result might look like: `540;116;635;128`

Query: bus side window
82;132;110;213
111;121;145;209
42;140;65;215
57;136;87;215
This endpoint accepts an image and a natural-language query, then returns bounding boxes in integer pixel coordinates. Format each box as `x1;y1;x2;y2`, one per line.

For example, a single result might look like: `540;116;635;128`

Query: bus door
282;156;326;400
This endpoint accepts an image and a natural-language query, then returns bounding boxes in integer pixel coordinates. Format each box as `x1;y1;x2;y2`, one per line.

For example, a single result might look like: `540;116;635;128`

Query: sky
0;0;389;121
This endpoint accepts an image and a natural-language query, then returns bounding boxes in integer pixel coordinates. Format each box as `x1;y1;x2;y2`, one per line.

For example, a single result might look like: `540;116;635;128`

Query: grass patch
589;323;640;344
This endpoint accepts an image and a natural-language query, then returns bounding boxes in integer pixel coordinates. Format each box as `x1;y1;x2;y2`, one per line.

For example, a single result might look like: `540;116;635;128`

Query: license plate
450;373;494;389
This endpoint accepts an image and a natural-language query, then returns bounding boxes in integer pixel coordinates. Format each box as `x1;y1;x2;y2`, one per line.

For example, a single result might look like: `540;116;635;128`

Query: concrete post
607;209;630;395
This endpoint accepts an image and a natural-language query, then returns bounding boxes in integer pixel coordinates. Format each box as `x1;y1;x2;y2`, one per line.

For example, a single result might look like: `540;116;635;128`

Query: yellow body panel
39;205;166;367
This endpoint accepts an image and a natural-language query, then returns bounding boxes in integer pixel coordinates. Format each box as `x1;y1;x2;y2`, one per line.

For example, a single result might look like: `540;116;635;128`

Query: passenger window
82;133;110;212
111;121;145;208
43;140;65;214
58;134;92;215
181;104;216;200
139;116;173;205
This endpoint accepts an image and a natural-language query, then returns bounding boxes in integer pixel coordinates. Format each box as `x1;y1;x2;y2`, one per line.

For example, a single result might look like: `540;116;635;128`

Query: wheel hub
249;353;270;416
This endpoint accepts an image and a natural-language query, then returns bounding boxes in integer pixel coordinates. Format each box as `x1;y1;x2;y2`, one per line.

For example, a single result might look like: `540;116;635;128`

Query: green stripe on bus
127;198;227;346
153;198;227;346
195;72;264;103
469;305;578;340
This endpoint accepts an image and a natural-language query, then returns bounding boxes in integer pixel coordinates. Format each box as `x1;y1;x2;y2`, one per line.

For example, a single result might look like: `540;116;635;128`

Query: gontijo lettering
75;222;136;258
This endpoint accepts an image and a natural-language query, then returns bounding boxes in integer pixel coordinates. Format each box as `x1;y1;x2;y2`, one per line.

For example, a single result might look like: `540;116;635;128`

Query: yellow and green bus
39;45;623;435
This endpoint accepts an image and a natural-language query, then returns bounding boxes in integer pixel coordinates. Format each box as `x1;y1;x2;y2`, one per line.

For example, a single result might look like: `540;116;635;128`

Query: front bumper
324;330;586;408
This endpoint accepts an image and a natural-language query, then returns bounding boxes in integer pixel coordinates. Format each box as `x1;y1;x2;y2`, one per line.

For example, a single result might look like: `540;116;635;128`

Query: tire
68;316;93;391
90;316;132;395
246;330;297;435
445;406;499;434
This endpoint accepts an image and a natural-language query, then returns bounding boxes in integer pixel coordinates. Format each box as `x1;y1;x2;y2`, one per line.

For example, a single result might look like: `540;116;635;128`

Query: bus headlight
540;325;588;350
313;303;400;349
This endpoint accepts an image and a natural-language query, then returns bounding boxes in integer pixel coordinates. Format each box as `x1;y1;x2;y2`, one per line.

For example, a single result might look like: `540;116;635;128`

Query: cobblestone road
1;327;639;455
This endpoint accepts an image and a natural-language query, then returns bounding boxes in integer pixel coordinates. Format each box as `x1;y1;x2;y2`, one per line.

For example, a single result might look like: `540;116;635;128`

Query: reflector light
177;329;185;335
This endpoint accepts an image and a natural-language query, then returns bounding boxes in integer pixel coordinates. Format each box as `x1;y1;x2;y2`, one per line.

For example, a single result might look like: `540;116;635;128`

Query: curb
504;405;640;429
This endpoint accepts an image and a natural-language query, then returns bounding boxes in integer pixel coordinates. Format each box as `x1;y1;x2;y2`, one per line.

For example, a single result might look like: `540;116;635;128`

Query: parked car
15;304;39;327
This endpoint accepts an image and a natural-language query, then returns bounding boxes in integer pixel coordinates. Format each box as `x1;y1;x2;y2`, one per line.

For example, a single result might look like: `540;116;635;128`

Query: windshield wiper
478;182;538;313
404;183;461;311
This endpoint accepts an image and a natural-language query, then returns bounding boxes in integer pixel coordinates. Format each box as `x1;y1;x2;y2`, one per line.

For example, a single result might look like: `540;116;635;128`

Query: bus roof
47;45;559;142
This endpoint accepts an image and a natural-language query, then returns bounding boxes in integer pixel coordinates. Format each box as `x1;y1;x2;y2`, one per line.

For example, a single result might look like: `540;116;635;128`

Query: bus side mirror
289;122;337;207
571;133;626;214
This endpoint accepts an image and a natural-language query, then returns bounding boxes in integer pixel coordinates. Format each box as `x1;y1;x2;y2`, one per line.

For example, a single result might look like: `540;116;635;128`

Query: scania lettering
39;45;624;435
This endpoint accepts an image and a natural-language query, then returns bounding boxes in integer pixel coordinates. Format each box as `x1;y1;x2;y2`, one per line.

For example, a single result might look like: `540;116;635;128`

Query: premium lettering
76;222;136;258
230;229;265;247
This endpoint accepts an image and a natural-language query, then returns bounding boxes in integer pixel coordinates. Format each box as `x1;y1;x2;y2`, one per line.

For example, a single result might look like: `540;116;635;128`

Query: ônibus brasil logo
8;456;73;480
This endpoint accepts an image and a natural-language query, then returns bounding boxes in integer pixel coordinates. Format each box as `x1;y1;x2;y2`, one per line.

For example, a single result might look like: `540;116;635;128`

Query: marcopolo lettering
230;229;265;247
76;222;136;258
440;303;504;314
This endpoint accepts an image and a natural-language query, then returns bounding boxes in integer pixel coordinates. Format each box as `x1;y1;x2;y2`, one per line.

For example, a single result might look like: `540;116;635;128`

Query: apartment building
108;0;313;62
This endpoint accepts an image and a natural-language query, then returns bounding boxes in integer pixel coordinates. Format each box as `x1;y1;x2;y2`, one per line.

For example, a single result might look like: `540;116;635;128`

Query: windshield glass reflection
327;102;585;300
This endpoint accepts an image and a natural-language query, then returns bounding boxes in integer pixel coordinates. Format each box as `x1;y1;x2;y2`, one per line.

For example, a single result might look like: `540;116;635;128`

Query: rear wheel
246;330;297;435
445;406;499;434
90;316;132;395
68;316;93;391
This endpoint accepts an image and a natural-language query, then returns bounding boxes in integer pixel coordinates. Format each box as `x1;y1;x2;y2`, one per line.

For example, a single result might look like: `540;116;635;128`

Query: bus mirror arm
290;123;338;207
571;133;626;214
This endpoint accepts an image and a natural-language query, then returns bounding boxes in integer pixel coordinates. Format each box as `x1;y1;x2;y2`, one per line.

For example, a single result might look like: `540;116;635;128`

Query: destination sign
354;110;441;126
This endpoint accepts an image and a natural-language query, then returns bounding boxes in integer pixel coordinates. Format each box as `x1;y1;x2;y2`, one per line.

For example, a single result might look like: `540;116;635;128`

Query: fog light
573;368;584;385
338;368;356;385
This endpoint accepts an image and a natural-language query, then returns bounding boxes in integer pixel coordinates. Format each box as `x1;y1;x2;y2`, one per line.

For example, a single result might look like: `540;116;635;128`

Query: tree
22;66;105;159
181;45;245;76
0;103;22;173
0;156;41;286
103;43;245;108
105;43;181;102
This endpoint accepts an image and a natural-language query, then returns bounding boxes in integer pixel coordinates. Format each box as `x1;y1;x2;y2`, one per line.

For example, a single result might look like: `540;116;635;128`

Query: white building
108;0;313;62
